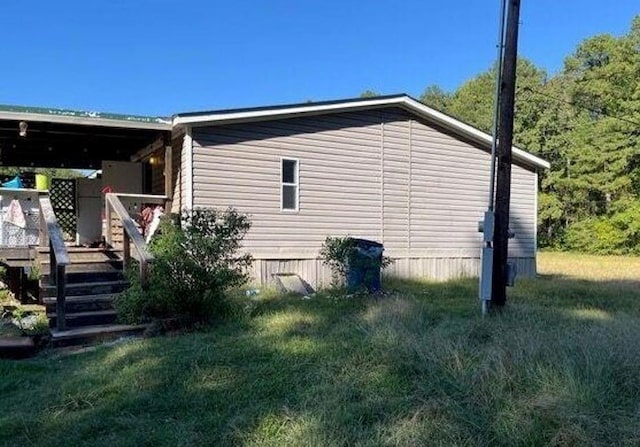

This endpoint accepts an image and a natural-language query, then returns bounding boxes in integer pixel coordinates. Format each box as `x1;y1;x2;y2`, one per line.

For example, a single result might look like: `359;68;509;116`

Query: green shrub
320;236;393;287
319;236;356;283
115;208;253;324
10;307;50;336
565;201;640;255
113;266;157;325
20;313;50;337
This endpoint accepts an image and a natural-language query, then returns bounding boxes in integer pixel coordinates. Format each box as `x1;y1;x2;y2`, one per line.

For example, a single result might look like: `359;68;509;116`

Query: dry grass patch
539;251;640;281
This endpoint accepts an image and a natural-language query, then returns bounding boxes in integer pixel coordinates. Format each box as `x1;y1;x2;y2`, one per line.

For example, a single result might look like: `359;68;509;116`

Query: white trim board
184;126;194;210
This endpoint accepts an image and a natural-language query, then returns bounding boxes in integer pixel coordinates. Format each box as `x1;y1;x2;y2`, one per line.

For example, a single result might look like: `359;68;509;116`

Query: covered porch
0;104;174;252
0;104;178;337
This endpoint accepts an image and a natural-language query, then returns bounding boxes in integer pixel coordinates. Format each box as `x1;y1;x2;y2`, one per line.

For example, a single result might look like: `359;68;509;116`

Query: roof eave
173;95;550;171
0;110;172;131
173;96;407;127
397;98;550;170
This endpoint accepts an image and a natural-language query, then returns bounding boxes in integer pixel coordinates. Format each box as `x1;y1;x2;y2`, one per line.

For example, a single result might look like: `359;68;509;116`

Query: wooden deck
0;247;37;267
0;192;166;347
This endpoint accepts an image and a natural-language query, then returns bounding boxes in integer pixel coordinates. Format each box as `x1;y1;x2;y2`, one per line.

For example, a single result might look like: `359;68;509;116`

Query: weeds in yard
1;253;640;446
10;308;50;336
48;392;98;418
1;298;49;338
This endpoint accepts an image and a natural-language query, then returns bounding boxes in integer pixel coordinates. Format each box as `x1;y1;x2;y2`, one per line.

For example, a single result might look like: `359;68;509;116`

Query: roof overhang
0;105;171;131
0;105;171;169
174;95;550;171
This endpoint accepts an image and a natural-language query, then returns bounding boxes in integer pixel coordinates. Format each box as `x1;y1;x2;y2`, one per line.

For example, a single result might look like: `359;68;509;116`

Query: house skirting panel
251;257;537;290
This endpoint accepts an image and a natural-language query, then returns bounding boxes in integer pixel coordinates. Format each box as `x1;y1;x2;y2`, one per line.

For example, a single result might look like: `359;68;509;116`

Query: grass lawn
2;252;640;446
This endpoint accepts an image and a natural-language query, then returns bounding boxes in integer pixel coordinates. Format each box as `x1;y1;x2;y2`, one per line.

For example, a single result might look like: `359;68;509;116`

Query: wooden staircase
34;192;163;346
38;247;146;346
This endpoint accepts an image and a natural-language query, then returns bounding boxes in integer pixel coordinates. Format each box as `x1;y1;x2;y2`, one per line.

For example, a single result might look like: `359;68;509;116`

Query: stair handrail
104;193;163;289
38;193;70;331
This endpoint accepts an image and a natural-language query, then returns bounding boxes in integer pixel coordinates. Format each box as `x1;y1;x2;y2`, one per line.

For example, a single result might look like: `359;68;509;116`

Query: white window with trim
281;158;299;212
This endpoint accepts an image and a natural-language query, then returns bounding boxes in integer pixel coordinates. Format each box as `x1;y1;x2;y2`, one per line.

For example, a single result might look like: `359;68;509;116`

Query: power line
521;86;640;128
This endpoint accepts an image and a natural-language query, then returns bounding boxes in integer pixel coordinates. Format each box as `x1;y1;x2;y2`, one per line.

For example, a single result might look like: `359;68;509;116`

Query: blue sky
0;1;637;116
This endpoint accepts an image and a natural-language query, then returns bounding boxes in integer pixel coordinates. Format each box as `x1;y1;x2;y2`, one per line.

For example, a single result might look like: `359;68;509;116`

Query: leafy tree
0;166;83;184
440;58;547;135
447;68;495;132
419;85;453;111
415;15;640;253
34;168;85;179
360;90;380;98
552;17;640;252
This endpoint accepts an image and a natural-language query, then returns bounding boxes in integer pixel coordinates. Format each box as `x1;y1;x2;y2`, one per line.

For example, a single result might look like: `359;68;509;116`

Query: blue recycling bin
346;238;384;292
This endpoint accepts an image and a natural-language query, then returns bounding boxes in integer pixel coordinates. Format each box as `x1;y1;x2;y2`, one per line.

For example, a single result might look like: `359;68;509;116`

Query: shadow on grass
2;274;640;446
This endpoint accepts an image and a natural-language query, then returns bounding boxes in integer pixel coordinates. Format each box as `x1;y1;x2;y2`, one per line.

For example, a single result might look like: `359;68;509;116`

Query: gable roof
173;94;549;171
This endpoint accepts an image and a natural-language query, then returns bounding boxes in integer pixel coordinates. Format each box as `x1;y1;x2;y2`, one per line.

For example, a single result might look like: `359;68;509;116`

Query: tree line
417;16;640;254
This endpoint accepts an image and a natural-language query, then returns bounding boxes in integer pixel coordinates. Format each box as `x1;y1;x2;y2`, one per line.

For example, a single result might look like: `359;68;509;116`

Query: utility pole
491;0;521;307
478;0;507;316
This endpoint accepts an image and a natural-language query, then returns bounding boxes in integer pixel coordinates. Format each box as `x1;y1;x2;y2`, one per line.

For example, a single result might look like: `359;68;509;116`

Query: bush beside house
115;208;253;325
320;236;393;290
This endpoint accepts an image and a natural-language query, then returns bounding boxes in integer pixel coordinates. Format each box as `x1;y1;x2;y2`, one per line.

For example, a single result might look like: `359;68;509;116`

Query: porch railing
104;193;167;288
38;193;70;331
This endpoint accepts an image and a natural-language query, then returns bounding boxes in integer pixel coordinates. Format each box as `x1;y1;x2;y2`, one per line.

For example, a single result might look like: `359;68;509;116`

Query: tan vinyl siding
409;115;536;258
190;107;539;280
192;112;384;258
381;111;411;254
509;166;537;257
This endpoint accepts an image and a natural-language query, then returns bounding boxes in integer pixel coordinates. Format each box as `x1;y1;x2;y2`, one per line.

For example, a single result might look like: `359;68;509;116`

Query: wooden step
50;324;148;347
40;280;129;298
39;262;124;273
40;258;124;267
37;247;122;253
47;310;117;329
38;251;123;264
40;265;124;284
43;294;118;313
0;337;37;359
